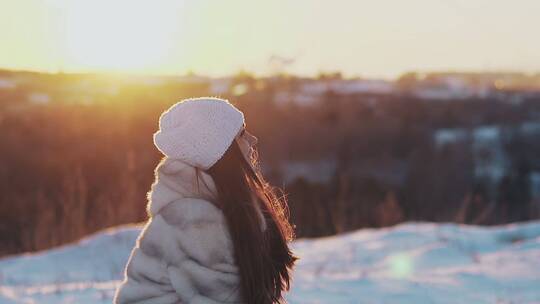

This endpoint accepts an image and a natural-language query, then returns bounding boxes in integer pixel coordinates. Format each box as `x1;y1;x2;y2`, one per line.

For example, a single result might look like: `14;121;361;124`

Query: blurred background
1;0;540;258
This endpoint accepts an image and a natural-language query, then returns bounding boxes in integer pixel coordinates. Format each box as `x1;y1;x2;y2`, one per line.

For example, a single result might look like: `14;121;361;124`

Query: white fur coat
114;158;265;304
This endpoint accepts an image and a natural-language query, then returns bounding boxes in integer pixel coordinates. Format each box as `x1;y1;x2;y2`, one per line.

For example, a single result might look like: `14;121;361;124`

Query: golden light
61;0;182;72
232;83;248;96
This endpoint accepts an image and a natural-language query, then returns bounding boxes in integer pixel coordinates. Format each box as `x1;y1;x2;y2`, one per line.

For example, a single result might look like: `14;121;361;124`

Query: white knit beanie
153;97;245;170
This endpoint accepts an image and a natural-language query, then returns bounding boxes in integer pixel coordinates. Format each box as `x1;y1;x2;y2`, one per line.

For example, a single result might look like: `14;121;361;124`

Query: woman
114;97;297;304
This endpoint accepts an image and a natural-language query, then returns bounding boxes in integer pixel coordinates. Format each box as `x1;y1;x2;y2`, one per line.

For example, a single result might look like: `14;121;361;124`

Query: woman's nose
247;133;258;146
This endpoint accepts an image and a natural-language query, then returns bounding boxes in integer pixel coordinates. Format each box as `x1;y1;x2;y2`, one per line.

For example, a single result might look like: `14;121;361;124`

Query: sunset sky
1;0;539;78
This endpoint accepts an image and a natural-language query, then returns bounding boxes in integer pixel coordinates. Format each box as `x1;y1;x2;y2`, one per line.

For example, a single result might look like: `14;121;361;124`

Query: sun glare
61;0;182;72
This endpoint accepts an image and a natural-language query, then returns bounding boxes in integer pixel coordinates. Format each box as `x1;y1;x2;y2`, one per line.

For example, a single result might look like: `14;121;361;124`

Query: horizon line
1;66;539;81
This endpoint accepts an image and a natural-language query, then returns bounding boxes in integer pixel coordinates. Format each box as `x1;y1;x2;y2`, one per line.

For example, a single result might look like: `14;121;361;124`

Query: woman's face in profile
236;127;258;162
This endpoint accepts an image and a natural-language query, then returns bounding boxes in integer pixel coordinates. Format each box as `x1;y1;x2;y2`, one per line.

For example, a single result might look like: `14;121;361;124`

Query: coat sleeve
114;198;242;304
113;217;179;304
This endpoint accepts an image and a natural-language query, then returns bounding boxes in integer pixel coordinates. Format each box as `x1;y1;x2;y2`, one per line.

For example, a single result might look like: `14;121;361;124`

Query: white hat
153;97;245;169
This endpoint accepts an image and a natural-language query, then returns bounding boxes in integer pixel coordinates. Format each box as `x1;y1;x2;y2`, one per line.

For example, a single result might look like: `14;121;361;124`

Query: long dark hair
205;137;297;304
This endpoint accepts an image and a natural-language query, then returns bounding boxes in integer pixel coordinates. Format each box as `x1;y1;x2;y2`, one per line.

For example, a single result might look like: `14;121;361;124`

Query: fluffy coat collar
147;158;219;217
146;157;267;232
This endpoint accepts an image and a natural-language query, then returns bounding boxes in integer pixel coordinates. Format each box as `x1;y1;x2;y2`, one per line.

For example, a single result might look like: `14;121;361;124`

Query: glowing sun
62;0;182;71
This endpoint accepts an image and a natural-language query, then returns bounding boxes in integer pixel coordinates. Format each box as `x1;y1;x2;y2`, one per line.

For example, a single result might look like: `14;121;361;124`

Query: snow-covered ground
1;221;539;304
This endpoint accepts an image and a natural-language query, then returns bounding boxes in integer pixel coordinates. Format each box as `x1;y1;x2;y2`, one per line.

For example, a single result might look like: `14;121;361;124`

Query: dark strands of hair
201;139;297;304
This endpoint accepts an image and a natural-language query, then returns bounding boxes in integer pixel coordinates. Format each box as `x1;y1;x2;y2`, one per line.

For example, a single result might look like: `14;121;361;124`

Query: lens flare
388;253;414;278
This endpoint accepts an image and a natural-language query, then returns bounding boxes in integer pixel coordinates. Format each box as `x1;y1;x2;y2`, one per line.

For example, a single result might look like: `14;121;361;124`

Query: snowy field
1;221;539;304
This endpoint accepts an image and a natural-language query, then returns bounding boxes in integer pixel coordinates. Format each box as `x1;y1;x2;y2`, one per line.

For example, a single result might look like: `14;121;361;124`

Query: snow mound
1;222;539;303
